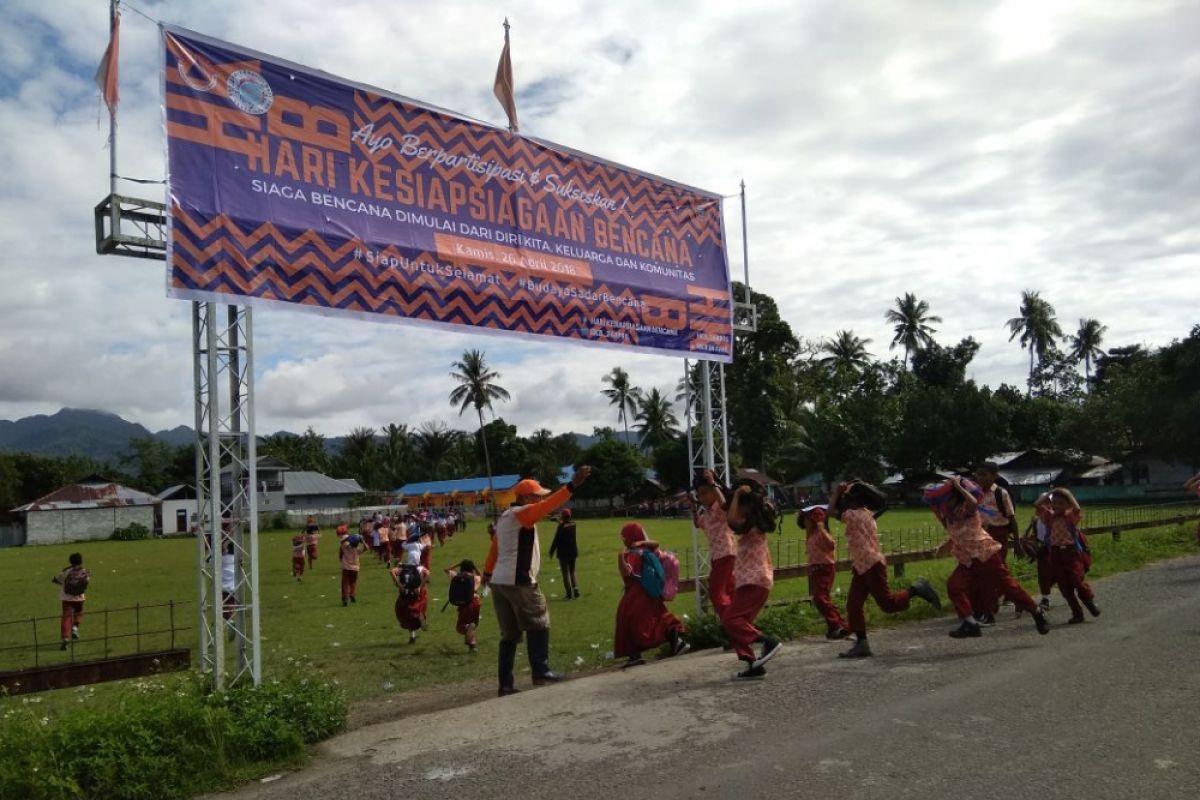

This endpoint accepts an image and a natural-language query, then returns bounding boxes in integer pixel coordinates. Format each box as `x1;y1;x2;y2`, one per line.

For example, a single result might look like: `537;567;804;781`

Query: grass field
1;507;1195;716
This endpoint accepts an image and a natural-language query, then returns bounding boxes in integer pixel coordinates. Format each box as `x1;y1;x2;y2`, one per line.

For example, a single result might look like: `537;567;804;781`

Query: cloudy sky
1;0;1197;437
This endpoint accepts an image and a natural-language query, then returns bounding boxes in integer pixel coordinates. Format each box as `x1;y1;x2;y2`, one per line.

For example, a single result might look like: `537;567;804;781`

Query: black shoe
573;589;581;598
621;656;646;670
1039;597;1052;611
350;595;356;603
1067;614;1085;625
1033;610;1050;635
753;639;782;669
341;599;348;607
532;671;564;686
975;613;995;627
826;626;849;640
949;620;982;639
60;640;68;651
1084;600;1100;618
498;686;520;697
563;594;572;601
839;638;873;659
732;664;767;680
909;578;941;610
671;639;691;657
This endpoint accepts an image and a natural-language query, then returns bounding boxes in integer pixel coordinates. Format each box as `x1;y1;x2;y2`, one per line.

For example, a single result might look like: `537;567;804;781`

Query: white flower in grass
590;643;599;649
331;642;341;647
574;656;584;666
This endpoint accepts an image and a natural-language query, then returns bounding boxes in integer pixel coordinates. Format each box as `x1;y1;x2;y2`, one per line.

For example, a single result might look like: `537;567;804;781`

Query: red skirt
394;588;428;632
456;596;482;634
613;578;684;658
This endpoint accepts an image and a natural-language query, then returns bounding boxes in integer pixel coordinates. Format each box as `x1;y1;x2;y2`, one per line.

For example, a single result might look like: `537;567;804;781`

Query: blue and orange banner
162;27;733;361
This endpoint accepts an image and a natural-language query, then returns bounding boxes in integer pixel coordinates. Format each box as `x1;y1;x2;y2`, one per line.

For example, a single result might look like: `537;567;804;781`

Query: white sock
964;615;979;625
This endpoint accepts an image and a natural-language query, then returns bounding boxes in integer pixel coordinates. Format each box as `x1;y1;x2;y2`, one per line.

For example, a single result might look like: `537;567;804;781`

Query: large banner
162;27;733;361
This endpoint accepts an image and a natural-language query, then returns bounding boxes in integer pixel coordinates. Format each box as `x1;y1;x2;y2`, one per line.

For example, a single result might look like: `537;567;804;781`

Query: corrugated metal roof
13;480;160;513
397;474;522;496
283;471;364;496
1078;462;1123;480
998;467;1063;486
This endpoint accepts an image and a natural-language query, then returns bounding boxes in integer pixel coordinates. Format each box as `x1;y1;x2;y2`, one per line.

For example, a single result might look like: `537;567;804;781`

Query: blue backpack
638;549;666;599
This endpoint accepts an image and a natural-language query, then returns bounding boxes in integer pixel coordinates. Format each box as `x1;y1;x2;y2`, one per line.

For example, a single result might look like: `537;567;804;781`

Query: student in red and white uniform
392;544;430;644
290;534;306;581
339;533;367;606
445;559;483;651
972;462;1019;623
1185;472;1200;544
52;552;89;651
304;516;320;570
613;522;689;669
799;504;849;639
927;478;1050;639
483;467;591;696
1035;488;1099;624
830;480;941;659
689;470;736;621
723;481;782;680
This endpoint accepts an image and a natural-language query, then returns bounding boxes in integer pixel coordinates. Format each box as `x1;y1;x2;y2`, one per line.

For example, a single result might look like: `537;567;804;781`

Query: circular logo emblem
227;70;274;115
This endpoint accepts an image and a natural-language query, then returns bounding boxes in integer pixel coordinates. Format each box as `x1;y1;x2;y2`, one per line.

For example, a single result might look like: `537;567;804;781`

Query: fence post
1112;529;1121;543
31;617;38;668
104;609;109;660
894;561;906;579
135;603;141;654
170;600;176;650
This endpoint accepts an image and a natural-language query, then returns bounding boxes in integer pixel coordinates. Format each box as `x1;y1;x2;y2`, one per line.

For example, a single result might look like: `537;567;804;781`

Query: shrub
111;523;151;541
0;673;346;800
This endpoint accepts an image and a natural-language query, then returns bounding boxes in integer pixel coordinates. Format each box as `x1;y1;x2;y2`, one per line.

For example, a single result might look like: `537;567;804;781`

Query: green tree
414;421;464;481
650;435;691;491
1068;318;1108;388
601;367;642;444
379;423;413;489
820;330;873;374
1006;290;1063;393
885;293;942;369
572;438;645;508
334;427;382;489
449;350;511;506
634;387;680;451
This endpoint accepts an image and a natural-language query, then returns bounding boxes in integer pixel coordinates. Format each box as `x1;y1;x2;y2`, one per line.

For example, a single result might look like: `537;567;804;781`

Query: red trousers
847;563;910;636
341;568;359;600
395;588;429;632
306;544;318;568
722;584;770;661
985;525;1011;562
708;555;736;621
456;596;482;636
807;564;848;631
1036;547;1055;595
292;556;305;577
60;601;83;641
972;526;1014;615
1050;547;1094;616
947;553;1037;619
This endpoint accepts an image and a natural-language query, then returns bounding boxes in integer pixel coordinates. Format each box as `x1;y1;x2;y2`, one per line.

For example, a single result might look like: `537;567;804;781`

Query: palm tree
414;421;463;481
380;423;412;489
1006;290;1064;392
819;330;873;373
601;367;642;444
339;427;379;489
634;387;680;450
449;350;511;509
885;293;942;369
1068;318;1107;387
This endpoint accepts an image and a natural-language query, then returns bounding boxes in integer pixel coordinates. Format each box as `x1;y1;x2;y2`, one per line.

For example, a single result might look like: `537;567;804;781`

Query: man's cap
513;478;550;497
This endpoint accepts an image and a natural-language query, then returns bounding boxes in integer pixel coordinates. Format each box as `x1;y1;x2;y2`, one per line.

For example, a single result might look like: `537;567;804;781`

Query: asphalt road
218;556;1200;800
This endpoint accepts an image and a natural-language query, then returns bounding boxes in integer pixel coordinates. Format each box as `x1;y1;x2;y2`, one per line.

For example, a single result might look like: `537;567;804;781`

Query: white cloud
0;0;1197;437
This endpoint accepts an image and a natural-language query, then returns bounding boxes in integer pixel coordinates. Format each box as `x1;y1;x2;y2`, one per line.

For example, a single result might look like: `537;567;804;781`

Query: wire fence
0;601;190;673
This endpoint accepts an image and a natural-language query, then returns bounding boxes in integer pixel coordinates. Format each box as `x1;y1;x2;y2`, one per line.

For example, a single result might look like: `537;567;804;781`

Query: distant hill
0;408;634;463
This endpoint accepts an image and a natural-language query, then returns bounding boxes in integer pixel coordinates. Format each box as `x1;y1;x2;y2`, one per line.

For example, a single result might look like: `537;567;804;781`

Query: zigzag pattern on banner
170;209;740;355
351;91;723;248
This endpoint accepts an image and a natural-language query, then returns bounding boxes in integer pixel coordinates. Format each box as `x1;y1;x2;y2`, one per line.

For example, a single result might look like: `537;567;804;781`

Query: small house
11;476;159;546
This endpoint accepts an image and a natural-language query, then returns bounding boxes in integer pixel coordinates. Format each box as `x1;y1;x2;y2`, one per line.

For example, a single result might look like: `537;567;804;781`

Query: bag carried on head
396;564;422;597
728;478;779;534
63;566;90;596
638;549;667;599
448;571;476;607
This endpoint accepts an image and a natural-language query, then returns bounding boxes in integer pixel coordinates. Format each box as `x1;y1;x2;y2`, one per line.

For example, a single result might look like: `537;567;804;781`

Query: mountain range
0;408;632;463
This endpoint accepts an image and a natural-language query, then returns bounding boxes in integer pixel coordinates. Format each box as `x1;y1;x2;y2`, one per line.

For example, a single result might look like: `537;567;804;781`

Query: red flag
493;23;518;132
94;8;120;113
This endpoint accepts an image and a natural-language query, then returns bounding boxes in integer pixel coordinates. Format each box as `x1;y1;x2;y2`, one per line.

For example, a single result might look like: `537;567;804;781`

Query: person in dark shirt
548;509;580;599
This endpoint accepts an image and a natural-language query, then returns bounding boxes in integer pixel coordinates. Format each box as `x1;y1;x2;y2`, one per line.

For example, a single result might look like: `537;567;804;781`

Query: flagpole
502;18;513;133
108;0;119;198
739;179;750;305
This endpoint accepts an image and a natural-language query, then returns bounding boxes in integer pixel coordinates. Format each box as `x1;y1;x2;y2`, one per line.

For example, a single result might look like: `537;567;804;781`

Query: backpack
396;564;422;597
448;571;476;607
63;567;90;596
638;549;666;599
658;550;680;601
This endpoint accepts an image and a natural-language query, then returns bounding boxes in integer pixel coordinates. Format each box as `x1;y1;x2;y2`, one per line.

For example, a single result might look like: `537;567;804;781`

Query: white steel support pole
205;302;225;687
191;303;210;674
244;309;261;684
717;363;731;485
700;361;715;472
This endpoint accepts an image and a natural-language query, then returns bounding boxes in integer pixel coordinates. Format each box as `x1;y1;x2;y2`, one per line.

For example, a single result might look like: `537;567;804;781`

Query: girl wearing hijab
613;522;689;669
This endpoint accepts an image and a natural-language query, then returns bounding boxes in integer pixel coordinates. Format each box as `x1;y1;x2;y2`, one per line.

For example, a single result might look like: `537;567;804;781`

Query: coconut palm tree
414;421;463;481
1068;318;1108;388
885;293;942;369
1005;290;1063;392
634;387;680;451
449;350;511;509
601;367;642;444
819;330;873;373
673;363;703;427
